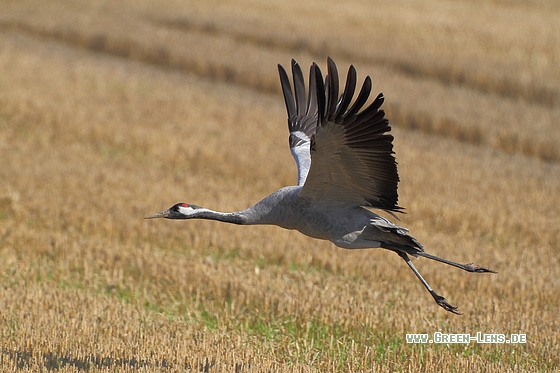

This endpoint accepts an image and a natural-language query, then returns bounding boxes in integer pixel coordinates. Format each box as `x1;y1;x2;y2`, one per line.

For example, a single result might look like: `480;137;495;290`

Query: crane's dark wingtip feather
292;62;307;116
334;64;357;119
278;63;296;119
326;58;340;118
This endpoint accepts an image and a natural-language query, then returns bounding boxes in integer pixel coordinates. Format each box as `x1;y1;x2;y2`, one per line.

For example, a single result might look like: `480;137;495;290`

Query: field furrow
1;3;558;163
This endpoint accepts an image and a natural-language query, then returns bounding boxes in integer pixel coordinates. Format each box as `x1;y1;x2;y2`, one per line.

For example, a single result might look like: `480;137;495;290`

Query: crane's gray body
241;186;418;251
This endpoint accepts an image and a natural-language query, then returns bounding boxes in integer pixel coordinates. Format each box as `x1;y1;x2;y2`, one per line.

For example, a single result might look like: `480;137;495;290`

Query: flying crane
146;58;496;314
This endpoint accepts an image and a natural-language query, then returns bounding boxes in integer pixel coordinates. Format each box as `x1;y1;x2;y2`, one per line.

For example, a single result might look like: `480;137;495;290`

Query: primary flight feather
146;57;496;314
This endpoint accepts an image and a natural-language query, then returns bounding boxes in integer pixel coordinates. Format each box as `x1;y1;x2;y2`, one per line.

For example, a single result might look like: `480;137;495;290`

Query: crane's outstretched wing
300;58;402;212
278;60;318;186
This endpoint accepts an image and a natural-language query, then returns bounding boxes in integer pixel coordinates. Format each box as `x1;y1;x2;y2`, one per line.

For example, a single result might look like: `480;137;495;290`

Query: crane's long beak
144;209;170;219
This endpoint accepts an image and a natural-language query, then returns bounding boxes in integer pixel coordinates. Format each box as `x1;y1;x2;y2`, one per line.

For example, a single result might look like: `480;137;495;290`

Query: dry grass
0;0;559;371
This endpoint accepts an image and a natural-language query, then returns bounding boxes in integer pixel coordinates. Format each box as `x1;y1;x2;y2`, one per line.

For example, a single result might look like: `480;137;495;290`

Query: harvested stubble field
0;0;559;371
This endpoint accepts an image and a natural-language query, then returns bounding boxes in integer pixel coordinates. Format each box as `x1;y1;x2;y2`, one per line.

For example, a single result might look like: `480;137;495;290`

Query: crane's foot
431;292;462;315
464;263;498;274
416;252;498;274
397;250;465;315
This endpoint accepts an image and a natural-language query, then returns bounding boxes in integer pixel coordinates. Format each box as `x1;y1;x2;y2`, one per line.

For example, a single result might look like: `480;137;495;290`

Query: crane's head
144;203;201;219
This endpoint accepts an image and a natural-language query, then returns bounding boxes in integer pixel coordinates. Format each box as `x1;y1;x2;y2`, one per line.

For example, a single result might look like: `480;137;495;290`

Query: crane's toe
464;263;498;274
434;294;462;315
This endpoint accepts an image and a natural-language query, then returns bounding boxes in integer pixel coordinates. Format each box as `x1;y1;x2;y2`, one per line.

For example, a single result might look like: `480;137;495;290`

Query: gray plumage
146;57;496;314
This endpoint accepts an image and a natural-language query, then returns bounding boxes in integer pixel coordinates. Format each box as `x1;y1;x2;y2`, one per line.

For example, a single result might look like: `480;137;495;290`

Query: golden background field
1;0;558;371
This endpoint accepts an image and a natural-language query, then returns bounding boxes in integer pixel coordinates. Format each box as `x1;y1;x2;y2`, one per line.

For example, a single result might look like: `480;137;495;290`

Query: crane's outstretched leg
396;251;462;314
415;251;497;274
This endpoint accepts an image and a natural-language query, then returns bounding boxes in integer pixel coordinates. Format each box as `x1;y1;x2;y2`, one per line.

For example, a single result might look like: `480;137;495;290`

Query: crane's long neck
190;208;248;225
190;199;286;226
182;186;302;226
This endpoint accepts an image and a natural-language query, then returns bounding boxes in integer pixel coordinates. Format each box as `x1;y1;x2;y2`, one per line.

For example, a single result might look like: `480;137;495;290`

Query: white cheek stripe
178;206;198;215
